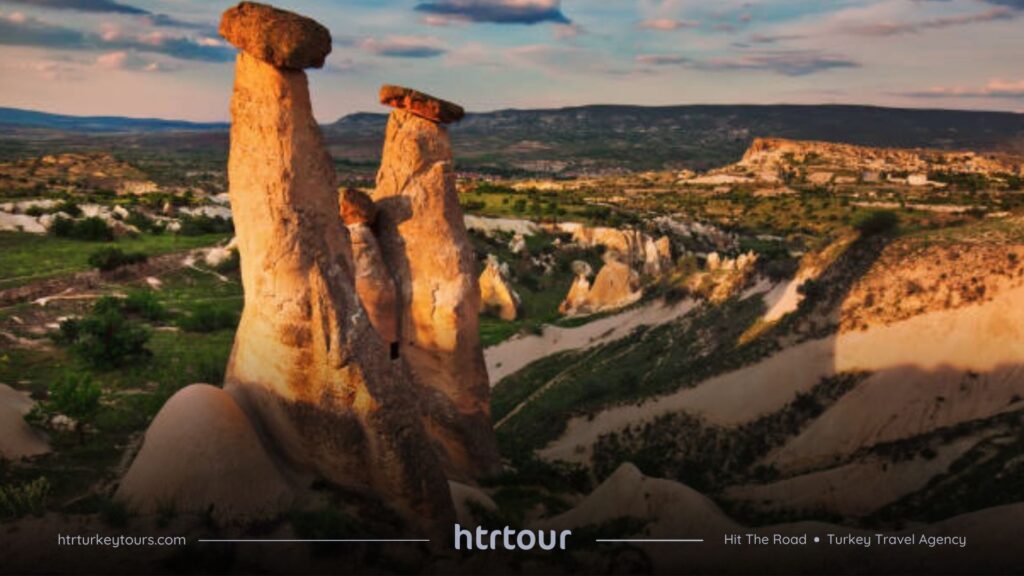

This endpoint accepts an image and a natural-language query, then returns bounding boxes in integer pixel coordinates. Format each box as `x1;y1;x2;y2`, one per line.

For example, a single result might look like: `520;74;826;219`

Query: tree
47;373;102;444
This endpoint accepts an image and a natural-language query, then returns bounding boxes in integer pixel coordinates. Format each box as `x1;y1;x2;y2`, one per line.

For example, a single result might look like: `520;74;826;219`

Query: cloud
637;18;699;31
637;49;859;76
0;11;234;62
2;0;209;30
95;50;173;72
901;78;1024;98
747;33;806;44
843;7;1015;36
414;0;570;25
2;0;145;15
360;35;446;58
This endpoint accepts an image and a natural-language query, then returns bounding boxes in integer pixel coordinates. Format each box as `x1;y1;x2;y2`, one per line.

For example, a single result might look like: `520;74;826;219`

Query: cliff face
737;137;1023;177
373;89;501;480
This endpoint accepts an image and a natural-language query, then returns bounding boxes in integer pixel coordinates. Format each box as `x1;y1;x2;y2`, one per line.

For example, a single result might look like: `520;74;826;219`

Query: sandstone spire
218;5;453;533
340;188;399;348
479;254;521;321
373;85;501;480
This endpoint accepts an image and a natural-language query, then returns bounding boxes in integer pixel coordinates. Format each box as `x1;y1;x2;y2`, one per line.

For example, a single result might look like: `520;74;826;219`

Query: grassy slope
0;232;229;290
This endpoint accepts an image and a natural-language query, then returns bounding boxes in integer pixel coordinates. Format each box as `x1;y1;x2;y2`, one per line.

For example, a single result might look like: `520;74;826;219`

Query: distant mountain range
3;104;1024;174
0;107;228;133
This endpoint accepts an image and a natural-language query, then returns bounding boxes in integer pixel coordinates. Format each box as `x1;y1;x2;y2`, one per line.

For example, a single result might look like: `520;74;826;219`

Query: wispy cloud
415;0;570;25
360;35;446;58
637;49;859;76
2;0;145;15
1;0;209;30
637;18;699;31
901;78;1024;98
842;6;1015;36
95;50;174;72
0;11;233;62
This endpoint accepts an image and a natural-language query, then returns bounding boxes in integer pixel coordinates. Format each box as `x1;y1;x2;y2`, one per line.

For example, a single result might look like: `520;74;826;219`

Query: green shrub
51;216;115;241
55;200;82;217
177;303;239;333
56;298;151;368
125;210;164;234
853;210;900;236
177;214;233;236
88;247;148;272
44;373;102;443
0;478;50;520
123;290;166;321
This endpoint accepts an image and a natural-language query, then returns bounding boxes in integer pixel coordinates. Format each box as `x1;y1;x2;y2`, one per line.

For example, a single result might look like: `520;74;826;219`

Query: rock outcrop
116;385;293;524
643;236;673;277
560;257;641;316
373;85;501;480
479;255;520;321
558;260;593;315
379;85;465;124
219;2;331;69
0;384;50;460
340;188;399;347
123;4;455;536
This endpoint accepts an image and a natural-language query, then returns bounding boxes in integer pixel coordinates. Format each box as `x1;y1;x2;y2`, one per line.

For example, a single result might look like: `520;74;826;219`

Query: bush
177;214;233;236
88;247;148;272
51;216;115;242
853;210;899;236
177;303;239;333
56;298;151;368
0;478;50;520
44;373;102;443
125;210;164;234
123;289;167;321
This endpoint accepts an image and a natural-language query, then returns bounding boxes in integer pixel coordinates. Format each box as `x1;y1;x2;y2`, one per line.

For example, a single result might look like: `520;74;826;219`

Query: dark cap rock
379;85;465;124
220;2;331;70
339;188;376;226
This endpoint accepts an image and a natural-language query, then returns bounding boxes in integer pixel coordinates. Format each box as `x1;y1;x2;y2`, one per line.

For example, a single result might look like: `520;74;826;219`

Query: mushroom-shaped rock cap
220;2;331;70
339;188;376;226
380;85;465;124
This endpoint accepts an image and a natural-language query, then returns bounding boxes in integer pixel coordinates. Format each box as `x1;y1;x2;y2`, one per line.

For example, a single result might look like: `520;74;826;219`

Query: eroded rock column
373;85;501;480
219;4;453;533
340;188;399;349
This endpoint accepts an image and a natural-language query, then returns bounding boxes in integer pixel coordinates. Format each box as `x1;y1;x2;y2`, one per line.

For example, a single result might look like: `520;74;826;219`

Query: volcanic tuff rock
122;6;456;535
733;137;1024;181
559;260;593;316
219;2;331;69
373;94;500;480
380;85;465;124
560;257;641;316
479;255;520;321
341;188;399;346
116;385;293;524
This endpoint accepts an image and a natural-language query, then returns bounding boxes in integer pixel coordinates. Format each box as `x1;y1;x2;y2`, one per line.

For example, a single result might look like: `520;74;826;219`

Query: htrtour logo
454;524;573;551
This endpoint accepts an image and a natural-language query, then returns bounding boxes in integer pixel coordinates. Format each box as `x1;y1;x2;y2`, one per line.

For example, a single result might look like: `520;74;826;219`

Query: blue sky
0;0;1022;121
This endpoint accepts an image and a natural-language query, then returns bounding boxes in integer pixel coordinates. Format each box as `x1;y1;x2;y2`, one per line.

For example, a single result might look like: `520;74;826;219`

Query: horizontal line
196;539;429;543
595;539;704;543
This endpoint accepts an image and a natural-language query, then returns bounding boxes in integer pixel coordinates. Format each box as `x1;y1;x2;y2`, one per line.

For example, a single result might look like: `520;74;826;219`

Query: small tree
47;373;102;444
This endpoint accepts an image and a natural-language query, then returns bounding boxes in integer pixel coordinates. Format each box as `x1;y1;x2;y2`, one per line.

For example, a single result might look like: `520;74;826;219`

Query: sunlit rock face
373;86;501;480
340;188;399;347
479;255;520;321
215;4;452;534
559;257;641;316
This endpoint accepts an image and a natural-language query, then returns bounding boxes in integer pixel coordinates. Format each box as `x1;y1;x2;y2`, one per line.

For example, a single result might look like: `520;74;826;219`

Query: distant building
861;171;881;183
